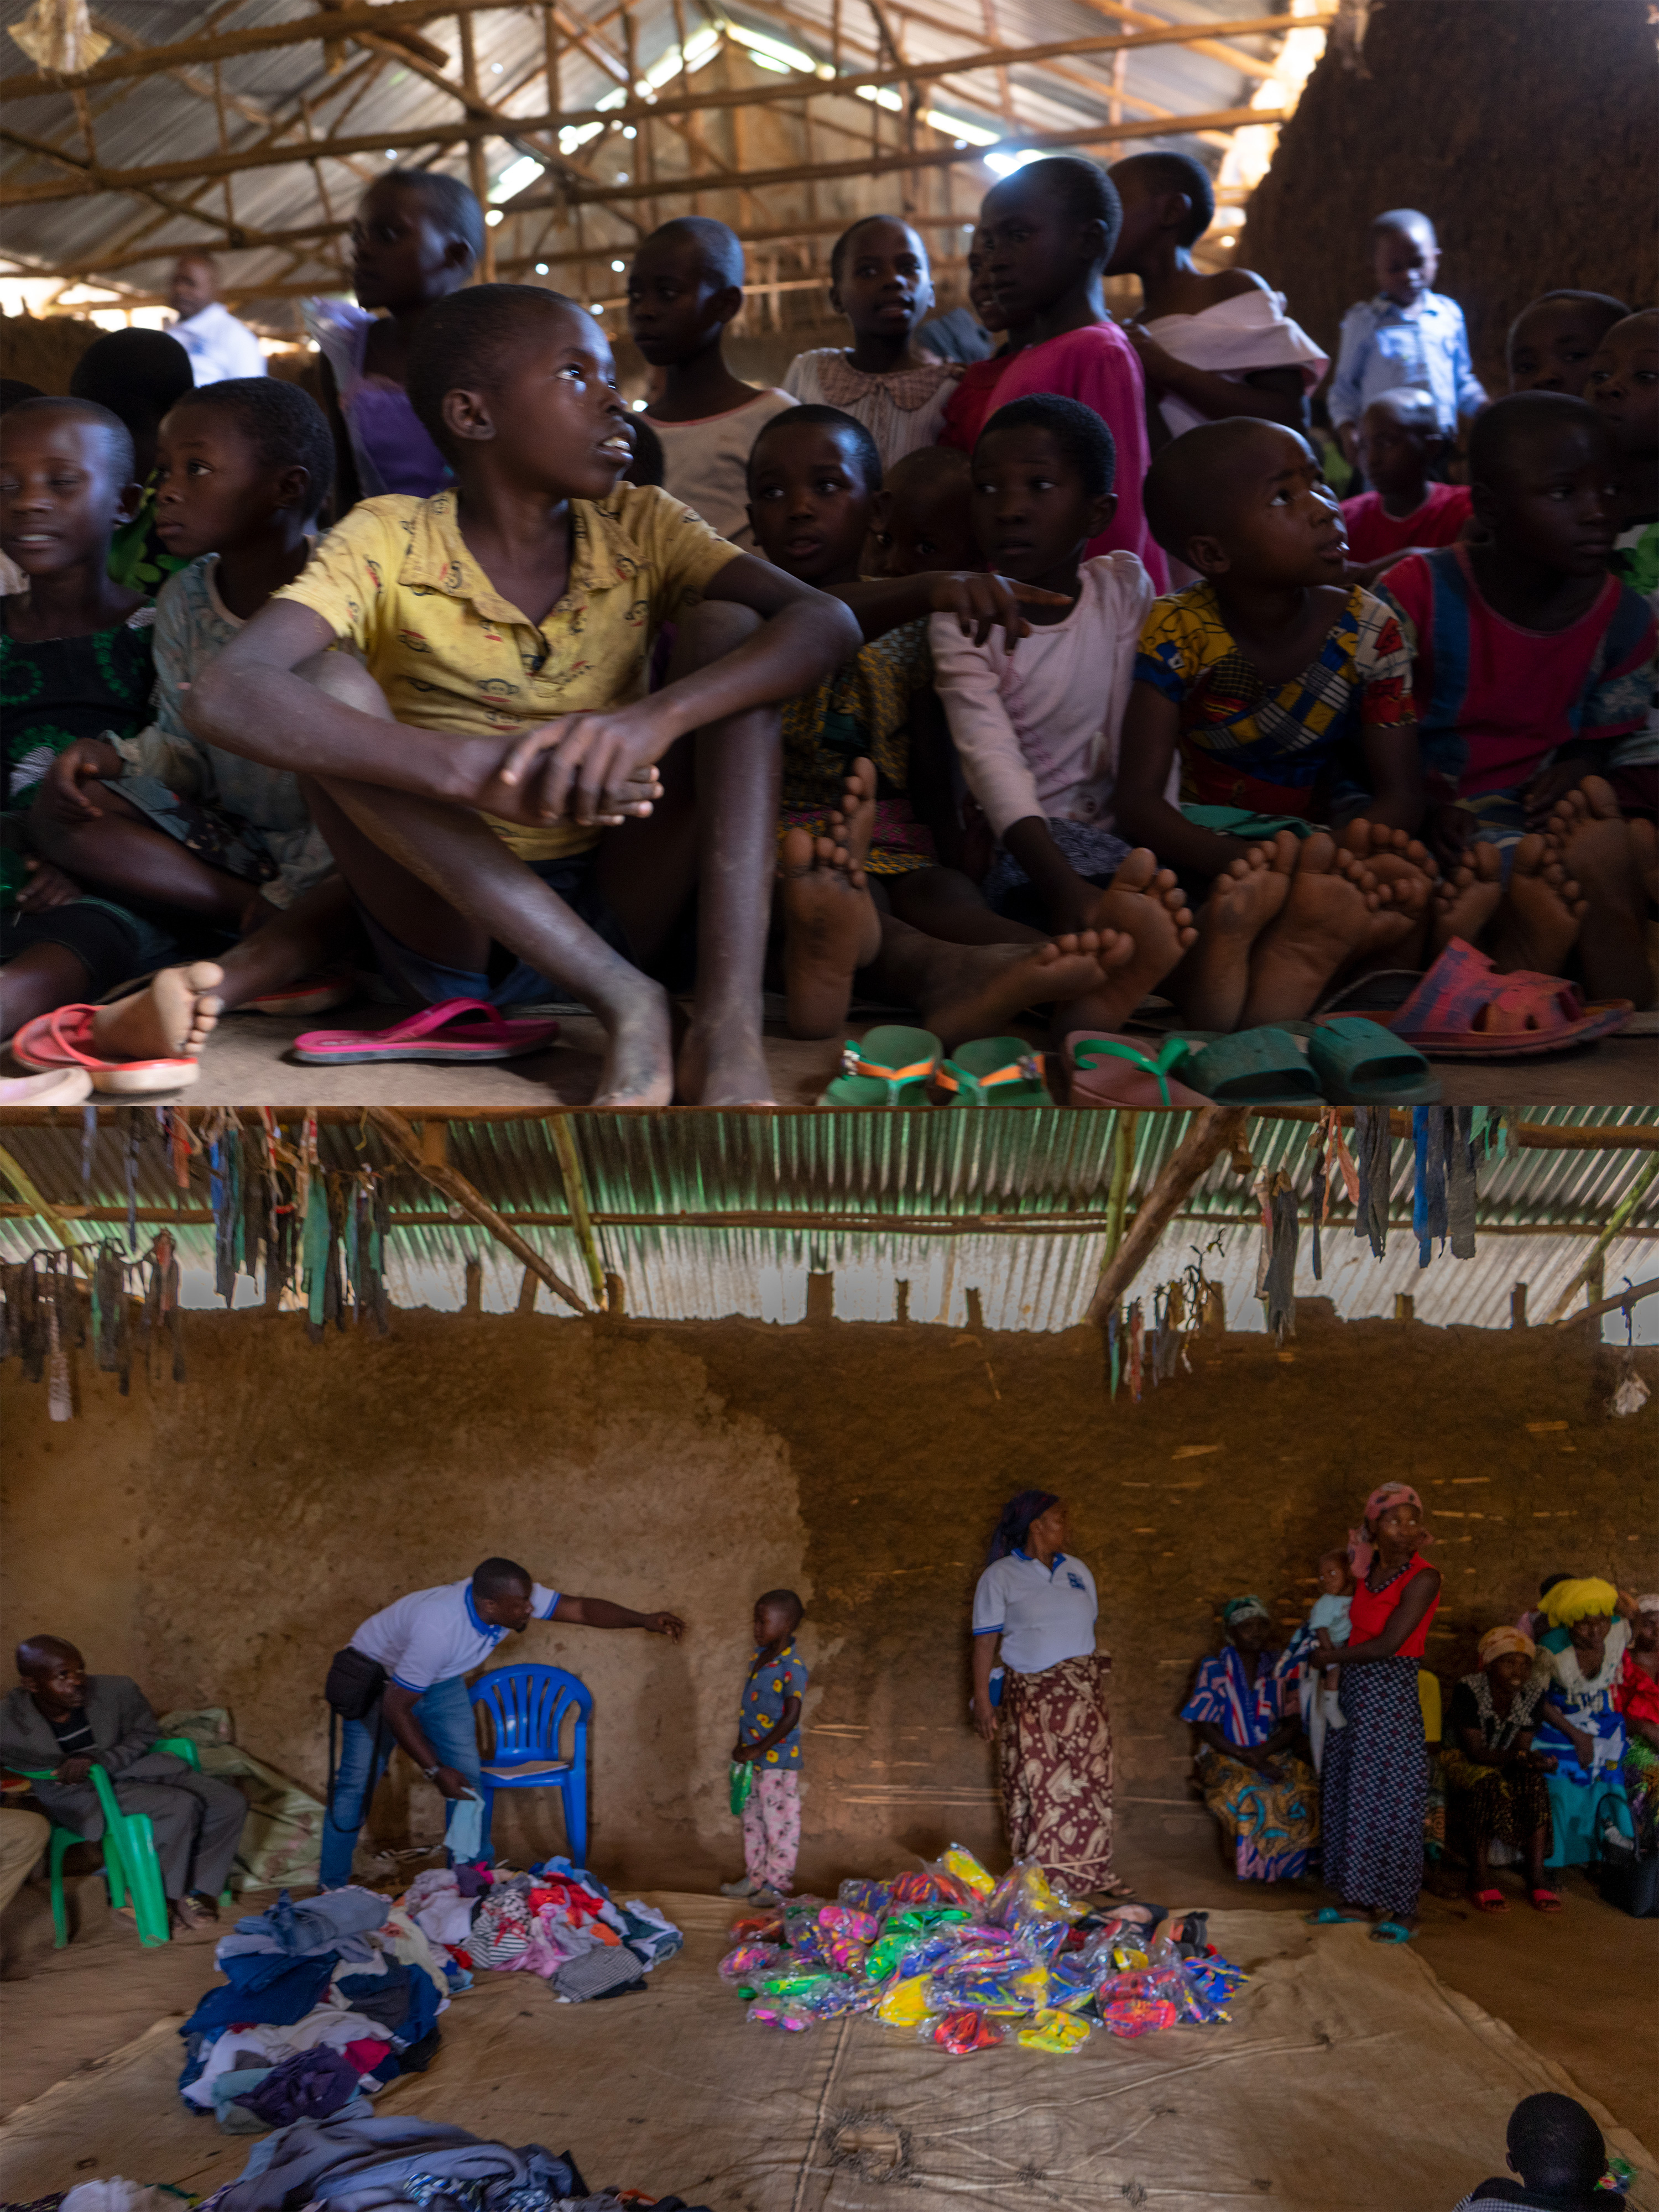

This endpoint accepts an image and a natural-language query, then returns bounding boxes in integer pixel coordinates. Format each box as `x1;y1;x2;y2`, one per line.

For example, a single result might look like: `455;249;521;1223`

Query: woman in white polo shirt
971;1489;1121;1896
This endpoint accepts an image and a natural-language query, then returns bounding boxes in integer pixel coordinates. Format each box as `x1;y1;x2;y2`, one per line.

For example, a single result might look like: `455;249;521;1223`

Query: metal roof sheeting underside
0;0;1279;311
0;1104;1652;1333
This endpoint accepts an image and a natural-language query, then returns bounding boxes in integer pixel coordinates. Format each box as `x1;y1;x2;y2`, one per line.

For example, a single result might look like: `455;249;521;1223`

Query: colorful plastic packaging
826;1934;869;1974
1017;2008;1092;2054
874;1973;936;2027
747;1996;816;2032
820;1905;880;1944
926;2007;1005;2055
1099;1995;1180;2038
940;1844;997;1899
837;1878;890;1914
718;1942;786;1983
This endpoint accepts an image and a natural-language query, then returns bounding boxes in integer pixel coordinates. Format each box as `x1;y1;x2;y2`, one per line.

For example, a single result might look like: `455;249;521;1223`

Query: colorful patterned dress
1320;1552;1440;1918
779;619;936;874
1181;1642;1319;1880
1441;1668;1552;1863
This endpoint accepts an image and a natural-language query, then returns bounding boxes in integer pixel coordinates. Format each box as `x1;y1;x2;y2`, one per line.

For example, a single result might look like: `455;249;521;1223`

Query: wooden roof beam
1088;1107;1249;1323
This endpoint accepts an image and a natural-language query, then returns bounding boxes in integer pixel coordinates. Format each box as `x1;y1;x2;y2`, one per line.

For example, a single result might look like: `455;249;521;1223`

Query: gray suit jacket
0;1675;186;1836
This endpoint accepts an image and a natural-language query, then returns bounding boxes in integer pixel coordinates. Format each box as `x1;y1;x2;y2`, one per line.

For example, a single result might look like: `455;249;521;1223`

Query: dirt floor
0;1840;1655;2185
5;997;1653;1108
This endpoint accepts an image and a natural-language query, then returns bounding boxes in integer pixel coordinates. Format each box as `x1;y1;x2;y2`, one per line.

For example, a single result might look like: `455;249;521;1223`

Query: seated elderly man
0;1636;246;1931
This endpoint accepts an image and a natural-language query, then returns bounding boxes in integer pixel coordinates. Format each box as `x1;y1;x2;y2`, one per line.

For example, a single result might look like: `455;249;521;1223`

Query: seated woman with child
1180;1595;1318;1884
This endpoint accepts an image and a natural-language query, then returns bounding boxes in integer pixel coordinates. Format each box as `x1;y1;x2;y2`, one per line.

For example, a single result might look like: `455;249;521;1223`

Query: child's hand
483;708;667;827
37;739;124;826
731;1741;753;1764
1425;800;1478;873
926;572;1073;649
13;856;84;912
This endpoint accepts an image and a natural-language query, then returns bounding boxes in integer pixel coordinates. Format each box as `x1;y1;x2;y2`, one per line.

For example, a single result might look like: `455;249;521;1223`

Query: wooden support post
806;1270;834;1325
464;1256;483;1316
365;1107;588;1313
1511;1282;1528;1330
1551;1275;1659;1329
548;1113;608;1312
1394;1293;1415;1323
458;11;494;279
516;1265;540;1314
1088;1107;1247;1325
1543;1154;1659;1323
604;1270;626;1317
1102;1110;1137;1268
1585;1253;1605;1308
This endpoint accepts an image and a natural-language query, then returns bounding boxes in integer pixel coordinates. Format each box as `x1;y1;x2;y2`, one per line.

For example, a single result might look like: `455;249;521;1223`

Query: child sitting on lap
29;378;360;1064
749;404;1154;1048
1113;416;1429;1030
190;284;859;1107
1377;392;1655;995
630;218;796;551
782;216;957;469
1341;389;1472;579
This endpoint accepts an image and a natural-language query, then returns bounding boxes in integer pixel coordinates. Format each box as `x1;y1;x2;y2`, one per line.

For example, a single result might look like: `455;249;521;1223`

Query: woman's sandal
1528;1888;1564;1914
11;1005;200;1095
1368;1919;1416;1943
1065;1032;1209;1109
817;1025;941;1108
935;1037;1050;1107
1469;1888;1508;1914
294;997;559;1065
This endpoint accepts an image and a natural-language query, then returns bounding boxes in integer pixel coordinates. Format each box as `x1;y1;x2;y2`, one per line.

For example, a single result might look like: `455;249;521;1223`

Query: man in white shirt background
166;252;267;386
318;1556;685;1887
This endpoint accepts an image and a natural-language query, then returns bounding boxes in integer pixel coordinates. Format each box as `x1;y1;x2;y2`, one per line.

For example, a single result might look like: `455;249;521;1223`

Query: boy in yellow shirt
189;285;858;1104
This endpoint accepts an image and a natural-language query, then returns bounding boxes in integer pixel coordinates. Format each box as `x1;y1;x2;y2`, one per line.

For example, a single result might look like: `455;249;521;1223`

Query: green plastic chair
15;1733;205;1949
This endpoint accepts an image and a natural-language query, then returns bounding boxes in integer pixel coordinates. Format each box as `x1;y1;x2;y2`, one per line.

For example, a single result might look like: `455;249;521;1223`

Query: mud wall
2;1304;1652;1892
1240;0;1658;395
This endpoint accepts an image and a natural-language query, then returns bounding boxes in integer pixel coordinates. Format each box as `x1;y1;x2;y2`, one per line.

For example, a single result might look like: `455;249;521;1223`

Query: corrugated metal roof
0;0;1290;320
1;1104;1653;1332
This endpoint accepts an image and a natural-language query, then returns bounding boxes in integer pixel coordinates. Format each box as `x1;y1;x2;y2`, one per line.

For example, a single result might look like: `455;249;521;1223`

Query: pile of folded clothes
717;1845;1248;2057
179;1885;450;2132
197;2114;716;2212
401;1855;681;2003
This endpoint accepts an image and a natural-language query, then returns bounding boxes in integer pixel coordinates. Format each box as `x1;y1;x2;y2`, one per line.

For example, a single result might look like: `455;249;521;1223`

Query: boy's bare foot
1169;833;1297;1029
593;979;676;1108
1631;815;1659;904
1545;776;1653;1006
777;822;883;1041
1240;833;1380;1025
912;931;1130;1052
1430;841;1504;958
1338;820;1437;879
90;962;224;1062
675;1010;775;1107
1352;849;1437;971
1082;847;1197;1013
1486;832;1585;976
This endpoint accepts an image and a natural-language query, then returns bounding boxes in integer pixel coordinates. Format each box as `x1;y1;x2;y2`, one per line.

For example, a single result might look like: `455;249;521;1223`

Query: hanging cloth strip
1352;1107;1391;1259
1413;1105;1448;1269
1264;1176;1298;1344
1127;1300;1144;1402
1447;1106;1477;1259
1107;1306;1120;1400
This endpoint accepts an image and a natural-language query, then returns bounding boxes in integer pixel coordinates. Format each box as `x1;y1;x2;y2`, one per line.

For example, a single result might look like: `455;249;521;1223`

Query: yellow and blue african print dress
1134;580;1412;818
779;617;935;874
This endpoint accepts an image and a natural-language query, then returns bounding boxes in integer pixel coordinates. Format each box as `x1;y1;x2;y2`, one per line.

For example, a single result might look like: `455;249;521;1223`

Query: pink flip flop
11;1004;200;1094
293;997;560;1065
1383;938;1631;1057
241;972;356;1018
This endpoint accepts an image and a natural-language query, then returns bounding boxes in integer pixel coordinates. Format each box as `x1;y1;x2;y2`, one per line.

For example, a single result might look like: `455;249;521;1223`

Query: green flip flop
935;1037;1050;1107
1174;1026;1323;1106
1303;1015;1441;1105
817;1025;942;1108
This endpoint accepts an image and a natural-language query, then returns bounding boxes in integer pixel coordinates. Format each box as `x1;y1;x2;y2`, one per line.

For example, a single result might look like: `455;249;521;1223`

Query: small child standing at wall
1328;209;1486;471
723;1590;808;1905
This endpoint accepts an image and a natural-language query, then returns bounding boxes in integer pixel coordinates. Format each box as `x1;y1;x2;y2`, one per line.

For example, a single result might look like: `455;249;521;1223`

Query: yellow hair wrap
1478;1625;1535;1668
1540;1576;1618;1629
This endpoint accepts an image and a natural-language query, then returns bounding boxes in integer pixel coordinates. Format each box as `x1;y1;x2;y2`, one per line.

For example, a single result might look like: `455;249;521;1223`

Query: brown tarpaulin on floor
1;1895;1652;2208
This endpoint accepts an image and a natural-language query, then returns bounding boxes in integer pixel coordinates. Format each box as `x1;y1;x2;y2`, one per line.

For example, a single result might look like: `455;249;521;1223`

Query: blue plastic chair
469;1664;591;1865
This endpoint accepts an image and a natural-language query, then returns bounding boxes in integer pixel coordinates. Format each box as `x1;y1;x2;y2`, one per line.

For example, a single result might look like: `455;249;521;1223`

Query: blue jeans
319;1674;482;1888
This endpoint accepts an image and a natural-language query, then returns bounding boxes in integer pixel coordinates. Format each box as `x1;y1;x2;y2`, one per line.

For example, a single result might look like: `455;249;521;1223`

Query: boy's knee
297;647;394;721
669;598;763;675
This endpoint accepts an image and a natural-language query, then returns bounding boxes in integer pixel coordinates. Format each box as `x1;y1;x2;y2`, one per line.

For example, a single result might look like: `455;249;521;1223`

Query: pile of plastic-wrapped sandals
717;1846;1247;2057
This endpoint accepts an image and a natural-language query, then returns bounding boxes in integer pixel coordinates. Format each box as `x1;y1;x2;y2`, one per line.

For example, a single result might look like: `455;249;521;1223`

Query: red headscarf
1348;1482;1424;1579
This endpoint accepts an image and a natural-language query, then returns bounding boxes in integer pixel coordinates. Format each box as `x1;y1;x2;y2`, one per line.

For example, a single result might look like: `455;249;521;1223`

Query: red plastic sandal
1528;1888;1564;1914
1385;938;1631;1057
294;997;560;1065
11;1004;200;1095
1470;1888;1508;1914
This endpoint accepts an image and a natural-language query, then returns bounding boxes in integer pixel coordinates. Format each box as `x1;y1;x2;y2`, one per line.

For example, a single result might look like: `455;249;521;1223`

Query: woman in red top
1312;1482;1442;1941
1619;1594;1659;1849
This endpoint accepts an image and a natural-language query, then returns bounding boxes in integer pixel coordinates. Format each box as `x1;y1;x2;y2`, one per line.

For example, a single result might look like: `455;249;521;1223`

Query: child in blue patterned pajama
725;1589;808;1903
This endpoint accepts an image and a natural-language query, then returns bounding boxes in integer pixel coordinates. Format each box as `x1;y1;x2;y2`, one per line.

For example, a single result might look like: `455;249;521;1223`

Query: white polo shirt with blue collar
973;1550;1098;1676
349;1578;560;1694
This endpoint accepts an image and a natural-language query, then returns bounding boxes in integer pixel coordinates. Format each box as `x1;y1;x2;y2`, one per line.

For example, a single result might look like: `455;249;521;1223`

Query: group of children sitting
2;153;1653;1103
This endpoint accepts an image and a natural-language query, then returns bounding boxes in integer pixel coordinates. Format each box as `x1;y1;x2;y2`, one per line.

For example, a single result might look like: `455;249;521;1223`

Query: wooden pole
1087;1108;1248;1326
363;1107;589;1313
547;1114;609;1312
1542;1155;1659;1324
458;11;495;279
1551;1274;1659;1329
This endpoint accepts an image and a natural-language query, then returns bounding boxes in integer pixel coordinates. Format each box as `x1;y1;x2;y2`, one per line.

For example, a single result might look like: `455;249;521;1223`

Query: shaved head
1468;389;1611;489
1143;416;1308;559
640;216;744;290
0;395;135;486
1361;386;1439;435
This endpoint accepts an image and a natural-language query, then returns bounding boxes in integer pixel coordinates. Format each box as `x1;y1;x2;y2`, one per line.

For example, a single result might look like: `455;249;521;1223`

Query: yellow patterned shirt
274;484;742;861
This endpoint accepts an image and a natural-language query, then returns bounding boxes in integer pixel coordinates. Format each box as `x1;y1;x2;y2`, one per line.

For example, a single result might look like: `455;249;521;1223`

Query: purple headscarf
987;1489;1060;1565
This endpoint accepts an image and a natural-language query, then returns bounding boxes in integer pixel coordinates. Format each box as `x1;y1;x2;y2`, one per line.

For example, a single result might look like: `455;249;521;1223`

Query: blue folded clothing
182;1954;335;2037
234;1886;388;1961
